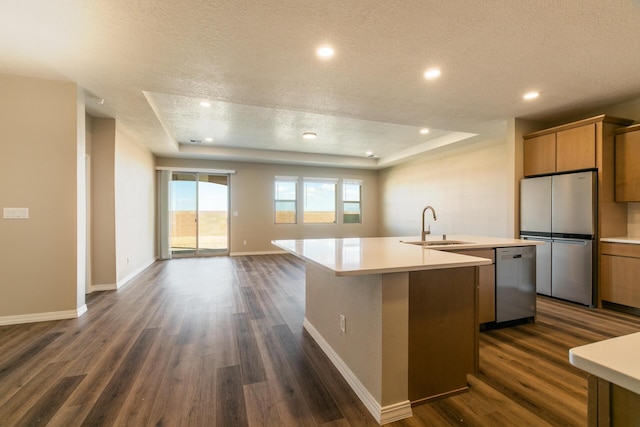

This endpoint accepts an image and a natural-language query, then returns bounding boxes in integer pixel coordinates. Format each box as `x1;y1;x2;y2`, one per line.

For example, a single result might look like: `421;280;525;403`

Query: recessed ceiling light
200;101;211;107
205;137;213;142
302;132;317;140
523;91;540;100
316;46;334;58
423;68;441;80
420;128;430;134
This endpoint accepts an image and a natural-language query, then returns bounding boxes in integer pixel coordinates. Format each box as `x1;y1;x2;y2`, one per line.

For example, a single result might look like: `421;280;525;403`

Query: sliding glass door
170;172;228;257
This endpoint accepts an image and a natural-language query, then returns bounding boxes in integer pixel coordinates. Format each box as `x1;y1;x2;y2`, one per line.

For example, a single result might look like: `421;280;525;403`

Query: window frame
303;177;338;224
342;179;363;224
274;176;298;224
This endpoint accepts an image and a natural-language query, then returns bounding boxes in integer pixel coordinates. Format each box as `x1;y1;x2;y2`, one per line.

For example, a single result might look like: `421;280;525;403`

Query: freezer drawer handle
513;254;522;259
554;239;588;246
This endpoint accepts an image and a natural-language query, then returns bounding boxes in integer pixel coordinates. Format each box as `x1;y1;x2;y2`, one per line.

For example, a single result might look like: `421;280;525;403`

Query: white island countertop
569;332;640;395
272;235;539;276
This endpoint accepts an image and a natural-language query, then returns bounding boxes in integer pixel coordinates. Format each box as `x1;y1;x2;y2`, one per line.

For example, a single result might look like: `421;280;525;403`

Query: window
303;178;337;223
343;179;362;223
275;176;297;224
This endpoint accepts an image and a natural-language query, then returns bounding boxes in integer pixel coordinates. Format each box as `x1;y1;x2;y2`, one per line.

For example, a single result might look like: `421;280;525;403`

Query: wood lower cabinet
408;267;478;404
600;242;640;309
588;376;640;427
448;248;496;323
615;124;640;202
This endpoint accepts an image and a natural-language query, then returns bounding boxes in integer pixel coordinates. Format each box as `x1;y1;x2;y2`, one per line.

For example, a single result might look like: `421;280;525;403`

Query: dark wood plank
240;286;265;320
16;374;85;426
216;365;249;427
112;333;179;425
0;361;69;424
0;331;62;382
234;312;267;385
81;328;159;426
274;324;344;424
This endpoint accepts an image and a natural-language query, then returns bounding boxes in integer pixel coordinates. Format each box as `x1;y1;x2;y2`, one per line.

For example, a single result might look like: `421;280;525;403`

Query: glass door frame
170;171;230;258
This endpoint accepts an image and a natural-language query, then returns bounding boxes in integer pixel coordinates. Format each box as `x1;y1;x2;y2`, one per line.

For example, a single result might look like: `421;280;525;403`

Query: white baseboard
230;250;287;256
116;258;156;289
303;318;413;425
90;283;117;292
0;304;88;326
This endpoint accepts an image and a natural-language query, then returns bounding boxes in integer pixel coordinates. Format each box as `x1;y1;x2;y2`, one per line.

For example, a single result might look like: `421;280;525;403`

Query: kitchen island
570;332;640;425
272;235;538;424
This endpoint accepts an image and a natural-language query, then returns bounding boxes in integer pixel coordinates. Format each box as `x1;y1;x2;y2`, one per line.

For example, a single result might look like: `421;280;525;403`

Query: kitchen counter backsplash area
629;203;640;236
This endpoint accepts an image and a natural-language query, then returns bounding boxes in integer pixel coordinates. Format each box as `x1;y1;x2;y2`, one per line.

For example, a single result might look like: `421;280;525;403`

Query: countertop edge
331;257;492;276
600;236;640;245
272;236;503;276
569;333;640;395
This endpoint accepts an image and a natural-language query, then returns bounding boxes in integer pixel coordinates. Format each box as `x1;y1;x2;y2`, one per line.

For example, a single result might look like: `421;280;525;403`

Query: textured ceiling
2;1;640;168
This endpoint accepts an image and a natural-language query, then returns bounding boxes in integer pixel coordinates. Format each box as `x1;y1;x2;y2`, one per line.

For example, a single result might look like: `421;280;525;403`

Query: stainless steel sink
401;240;473;247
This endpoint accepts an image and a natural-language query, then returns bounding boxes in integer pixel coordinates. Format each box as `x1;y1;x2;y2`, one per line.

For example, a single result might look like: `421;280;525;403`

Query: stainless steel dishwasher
496;246;536;323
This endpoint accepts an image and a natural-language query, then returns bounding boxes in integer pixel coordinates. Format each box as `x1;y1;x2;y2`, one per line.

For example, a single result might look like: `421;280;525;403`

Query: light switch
3;207;29;219
233;211;239;217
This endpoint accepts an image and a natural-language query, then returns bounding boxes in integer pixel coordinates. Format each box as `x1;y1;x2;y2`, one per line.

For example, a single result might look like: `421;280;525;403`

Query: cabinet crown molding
524;114;633;139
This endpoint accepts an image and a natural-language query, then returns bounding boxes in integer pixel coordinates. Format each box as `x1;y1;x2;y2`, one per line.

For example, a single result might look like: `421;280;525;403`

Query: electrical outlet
339;314;346;333
243;240;247;245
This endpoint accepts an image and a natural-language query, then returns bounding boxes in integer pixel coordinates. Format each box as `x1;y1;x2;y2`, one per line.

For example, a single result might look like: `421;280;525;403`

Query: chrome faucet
421;206;437;241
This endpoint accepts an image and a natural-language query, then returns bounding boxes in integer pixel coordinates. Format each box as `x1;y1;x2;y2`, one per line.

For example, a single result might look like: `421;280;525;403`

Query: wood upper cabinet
615;125;640;202
524;133;556;176
523;115;632;178
556;123;596;172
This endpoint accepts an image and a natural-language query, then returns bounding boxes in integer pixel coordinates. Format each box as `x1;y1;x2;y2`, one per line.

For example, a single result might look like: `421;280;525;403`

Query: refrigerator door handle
553;238;588;246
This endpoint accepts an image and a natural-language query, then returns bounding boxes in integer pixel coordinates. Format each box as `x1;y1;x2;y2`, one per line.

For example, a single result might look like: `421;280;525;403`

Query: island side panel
305;263;384;404
381;272;410;406
305;263;410;416
408;266;478;403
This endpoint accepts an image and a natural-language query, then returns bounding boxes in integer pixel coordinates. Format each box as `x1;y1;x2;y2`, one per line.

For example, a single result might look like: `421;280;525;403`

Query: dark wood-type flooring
1;254;640;426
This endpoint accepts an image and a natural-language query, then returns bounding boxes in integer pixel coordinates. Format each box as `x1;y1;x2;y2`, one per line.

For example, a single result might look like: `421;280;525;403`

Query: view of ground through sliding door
170;172;229;257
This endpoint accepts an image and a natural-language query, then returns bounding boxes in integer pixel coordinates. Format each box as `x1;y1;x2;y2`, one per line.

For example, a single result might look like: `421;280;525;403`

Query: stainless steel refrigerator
520;171;596;306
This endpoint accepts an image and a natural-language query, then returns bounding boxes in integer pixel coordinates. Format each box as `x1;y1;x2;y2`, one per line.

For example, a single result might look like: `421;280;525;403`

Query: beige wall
114;127;156;283
0;74;82;316
76;90;87;306
378;134;515;239
155;158;379;253
90;118;117;287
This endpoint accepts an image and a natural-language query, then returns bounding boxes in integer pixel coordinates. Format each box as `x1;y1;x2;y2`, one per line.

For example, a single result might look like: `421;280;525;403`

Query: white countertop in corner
569;332;640;395
601;236;640;245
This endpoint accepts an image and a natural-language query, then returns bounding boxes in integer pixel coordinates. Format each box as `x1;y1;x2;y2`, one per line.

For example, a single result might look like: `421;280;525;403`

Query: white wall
114;128;156;284
90;118;117;288
378;134;513;239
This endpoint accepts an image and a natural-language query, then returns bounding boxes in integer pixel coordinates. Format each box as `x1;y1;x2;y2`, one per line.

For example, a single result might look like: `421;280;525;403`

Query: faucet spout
421;206;437;241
